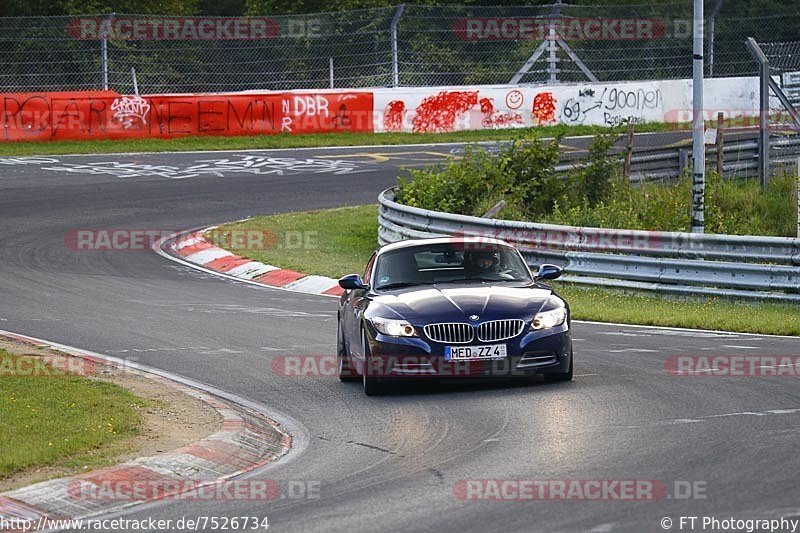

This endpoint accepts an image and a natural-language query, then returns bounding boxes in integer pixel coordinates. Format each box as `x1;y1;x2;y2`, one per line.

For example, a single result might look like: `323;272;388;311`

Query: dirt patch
0;338;222;492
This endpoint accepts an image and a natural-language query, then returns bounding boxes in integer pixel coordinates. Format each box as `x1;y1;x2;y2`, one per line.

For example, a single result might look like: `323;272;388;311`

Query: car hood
370;284;553;323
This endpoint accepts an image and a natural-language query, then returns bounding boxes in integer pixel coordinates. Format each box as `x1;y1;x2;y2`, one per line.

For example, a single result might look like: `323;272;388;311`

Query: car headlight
371;317;417;337
531;307;567;330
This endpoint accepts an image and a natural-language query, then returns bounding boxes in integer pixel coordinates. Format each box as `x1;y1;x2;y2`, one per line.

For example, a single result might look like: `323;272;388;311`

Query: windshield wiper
375;281;430;290
443;276;530;284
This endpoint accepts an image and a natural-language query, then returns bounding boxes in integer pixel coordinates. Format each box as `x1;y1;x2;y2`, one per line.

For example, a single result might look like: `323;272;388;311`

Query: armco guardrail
378;188;800;302
556;135;800;182
446;133;800;182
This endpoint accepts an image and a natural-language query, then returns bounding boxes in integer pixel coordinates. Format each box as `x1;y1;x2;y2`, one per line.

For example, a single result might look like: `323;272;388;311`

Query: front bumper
363;323;571;378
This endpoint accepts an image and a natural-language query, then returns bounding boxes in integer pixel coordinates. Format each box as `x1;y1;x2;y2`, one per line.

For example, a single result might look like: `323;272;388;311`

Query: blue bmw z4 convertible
337;237;573;395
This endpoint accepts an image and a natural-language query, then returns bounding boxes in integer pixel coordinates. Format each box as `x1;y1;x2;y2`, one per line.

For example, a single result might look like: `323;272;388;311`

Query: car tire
545;350;573;382
337;318;358;382
361;329;384;396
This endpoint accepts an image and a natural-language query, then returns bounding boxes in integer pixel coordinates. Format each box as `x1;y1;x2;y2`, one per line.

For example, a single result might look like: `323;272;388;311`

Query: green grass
214;205;800;336
545;172;798;237
0;123;672;156
551;285;800;336
218;205;379;279
0;351;149;478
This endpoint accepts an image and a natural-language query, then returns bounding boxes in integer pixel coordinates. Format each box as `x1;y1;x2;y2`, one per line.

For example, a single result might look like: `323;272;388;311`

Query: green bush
396;131;618;220
395;130;798;237
548;174;690;231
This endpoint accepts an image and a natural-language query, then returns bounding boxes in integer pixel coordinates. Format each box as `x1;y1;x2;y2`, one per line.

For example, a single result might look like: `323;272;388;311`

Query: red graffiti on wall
482;112;524;128
383;100;406;131
479;97;494;115
532;92;557;125
412;91;478;133
1;90;373;142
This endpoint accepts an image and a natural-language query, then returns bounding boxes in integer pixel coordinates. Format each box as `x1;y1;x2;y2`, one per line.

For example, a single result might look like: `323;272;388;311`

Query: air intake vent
476;319;525;342
423;323;474;344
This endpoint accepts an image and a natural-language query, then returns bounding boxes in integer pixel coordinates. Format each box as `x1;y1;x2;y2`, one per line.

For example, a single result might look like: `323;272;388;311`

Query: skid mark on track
346;441;401;456
427;467;445;482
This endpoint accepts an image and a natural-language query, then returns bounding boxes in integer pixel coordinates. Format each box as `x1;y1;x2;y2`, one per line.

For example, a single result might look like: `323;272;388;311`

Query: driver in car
464;250;513;279
464;250;502;277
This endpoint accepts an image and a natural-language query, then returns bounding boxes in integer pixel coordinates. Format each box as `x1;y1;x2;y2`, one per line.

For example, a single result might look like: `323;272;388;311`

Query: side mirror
338;274;369;290
535;264;563;281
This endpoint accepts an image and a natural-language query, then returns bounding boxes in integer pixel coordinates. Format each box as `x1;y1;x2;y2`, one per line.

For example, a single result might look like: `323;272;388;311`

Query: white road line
607;348;659;353
579;320;798;339
596;331;651;337
661;407;800;426
22;135;603;159
719;344;762;349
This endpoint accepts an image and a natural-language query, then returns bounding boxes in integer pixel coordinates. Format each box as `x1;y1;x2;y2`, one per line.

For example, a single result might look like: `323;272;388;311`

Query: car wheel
545;349;573;382
337;319;358;382
361;329;383;396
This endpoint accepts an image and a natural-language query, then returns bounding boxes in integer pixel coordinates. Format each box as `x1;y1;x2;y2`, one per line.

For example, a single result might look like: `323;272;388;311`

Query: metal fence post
100;13;115;90
708;0;725;77
391;4;406;87
624;121;635;181
691;0;705;233
131;67;138;95
329;57;334;89
716;112;725;177
746;37;771;187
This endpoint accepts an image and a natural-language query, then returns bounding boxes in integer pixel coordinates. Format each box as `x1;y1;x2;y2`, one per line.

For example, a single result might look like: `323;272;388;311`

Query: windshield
373;242;532;290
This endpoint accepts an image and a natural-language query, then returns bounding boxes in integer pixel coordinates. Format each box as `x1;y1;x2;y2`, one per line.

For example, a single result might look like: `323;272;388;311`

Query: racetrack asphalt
0;133;798;533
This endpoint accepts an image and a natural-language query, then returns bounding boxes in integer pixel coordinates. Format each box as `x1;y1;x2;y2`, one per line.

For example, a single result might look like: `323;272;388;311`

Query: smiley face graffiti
505;89;524;110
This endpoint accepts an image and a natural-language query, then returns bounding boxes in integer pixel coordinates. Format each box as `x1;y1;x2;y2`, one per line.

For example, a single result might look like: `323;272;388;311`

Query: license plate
445;344;507;361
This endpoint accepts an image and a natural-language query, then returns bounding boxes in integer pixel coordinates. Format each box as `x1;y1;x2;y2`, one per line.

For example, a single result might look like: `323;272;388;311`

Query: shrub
396;132;565;218
394;130;797;237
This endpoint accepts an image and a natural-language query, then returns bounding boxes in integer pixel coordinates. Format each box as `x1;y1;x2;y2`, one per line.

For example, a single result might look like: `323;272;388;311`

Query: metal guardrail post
391;4;406;88
679;149;691;174
624;121;634;181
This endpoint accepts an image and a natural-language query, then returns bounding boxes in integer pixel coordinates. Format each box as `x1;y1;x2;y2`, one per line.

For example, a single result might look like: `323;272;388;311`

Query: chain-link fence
760;40;800;107
1;3;799;94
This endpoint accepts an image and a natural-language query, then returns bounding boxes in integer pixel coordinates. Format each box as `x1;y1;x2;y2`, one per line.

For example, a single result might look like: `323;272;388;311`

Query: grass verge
216;205;800;336
0;123;672;156
0;350;149;479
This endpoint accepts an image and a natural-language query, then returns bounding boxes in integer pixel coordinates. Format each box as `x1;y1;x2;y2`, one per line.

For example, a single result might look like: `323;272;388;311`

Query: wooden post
716;111;724;177
624;120;635;181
